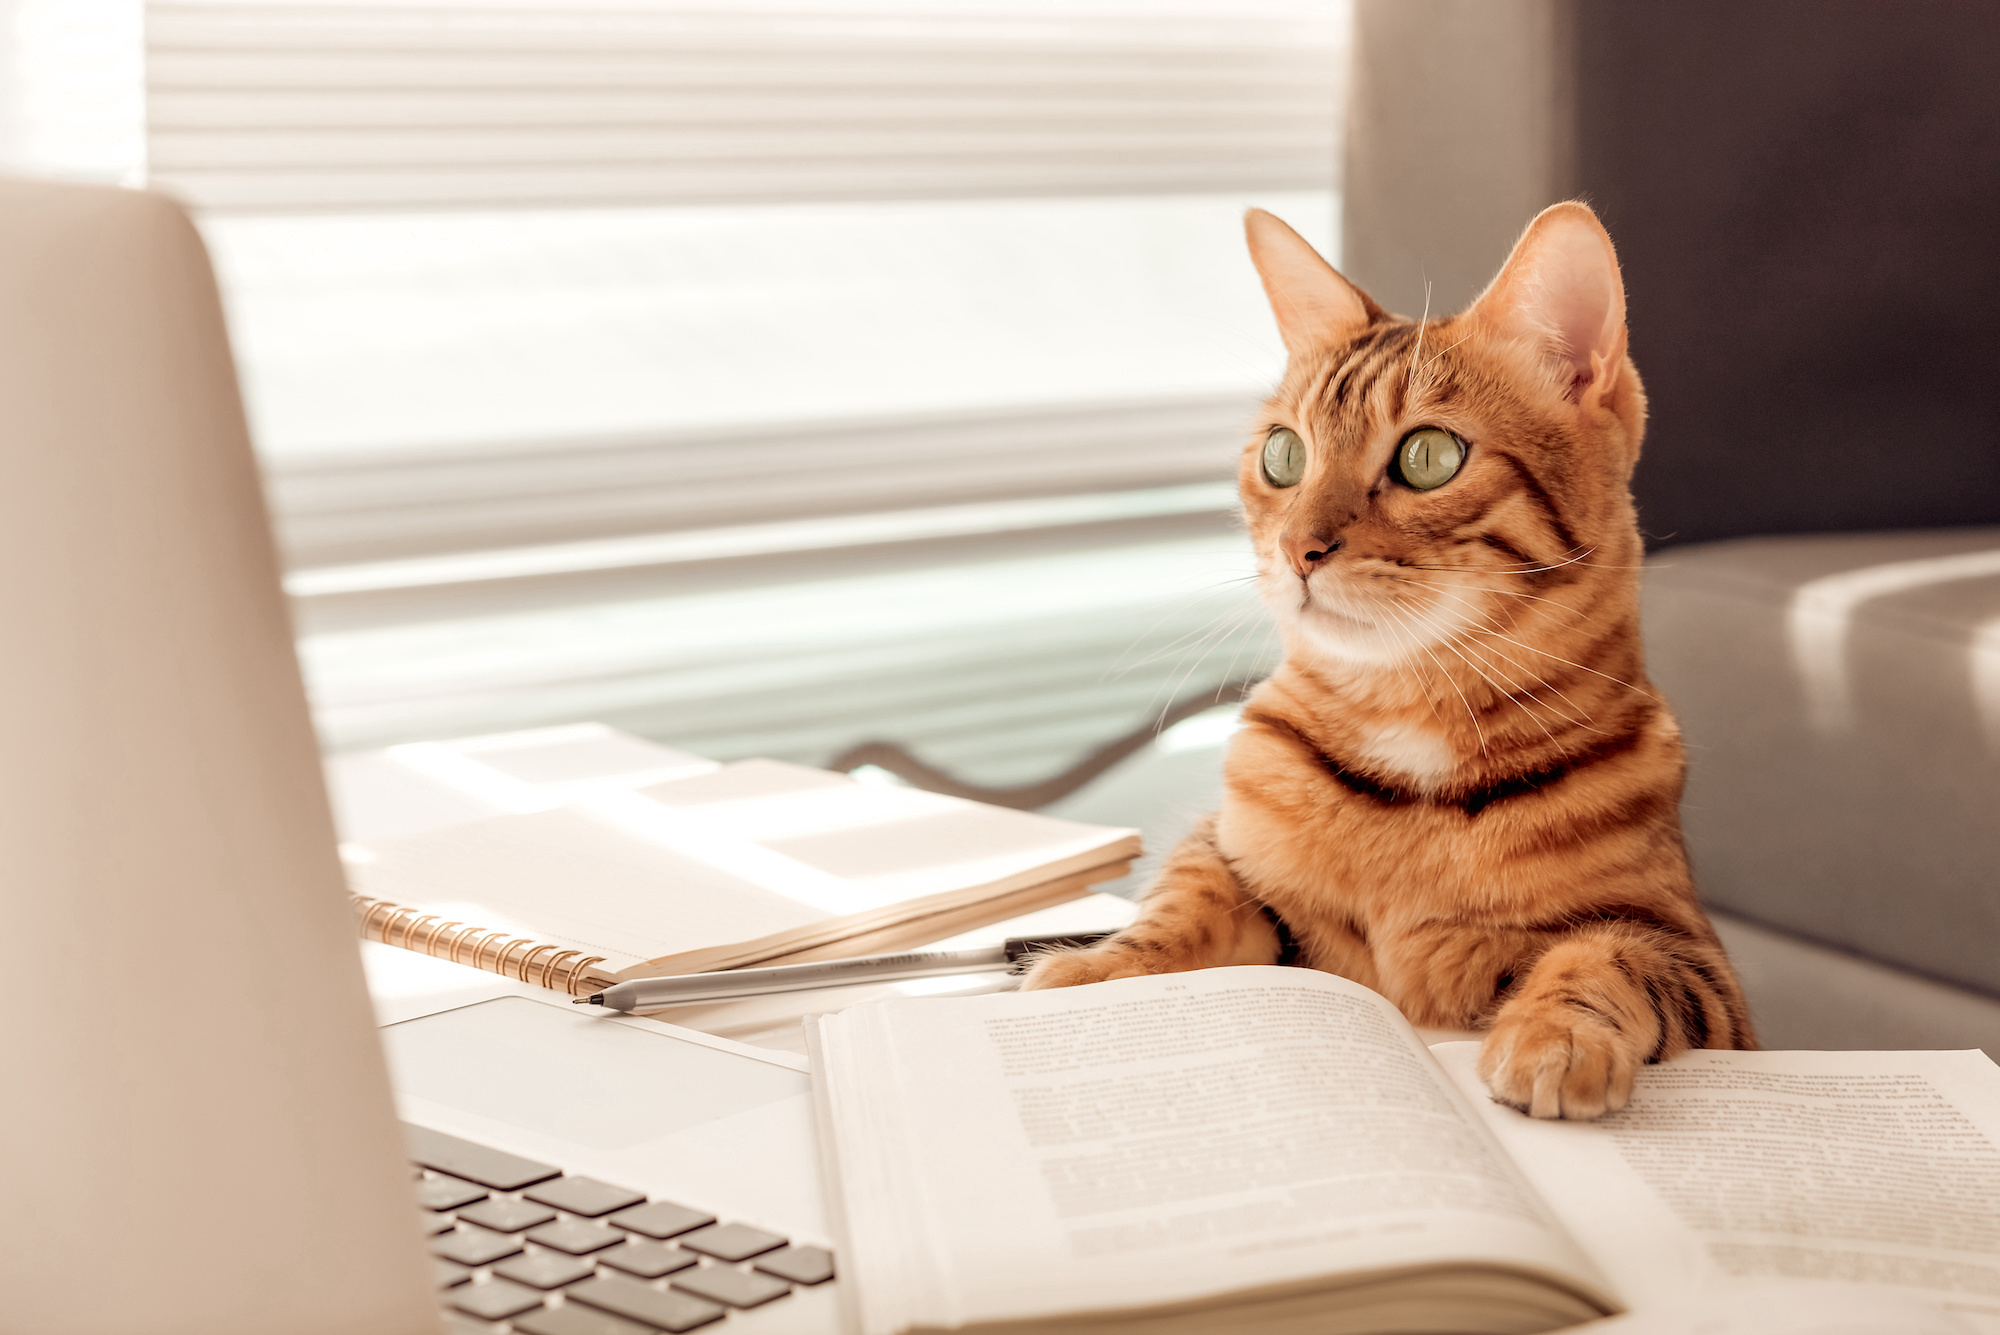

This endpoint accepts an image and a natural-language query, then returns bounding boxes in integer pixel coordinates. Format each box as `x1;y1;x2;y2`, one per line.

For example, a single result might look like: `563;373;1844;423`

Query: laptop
376;961;836;1334
0;177;834;1334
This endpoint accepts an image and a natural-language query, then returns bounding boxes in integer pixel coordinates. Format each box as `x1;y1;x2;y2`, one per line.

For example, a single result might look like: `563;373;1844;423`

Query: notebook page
1433;1044;2000;1331
817;968;1613;1335
347;807;828;971
346;758;1137;976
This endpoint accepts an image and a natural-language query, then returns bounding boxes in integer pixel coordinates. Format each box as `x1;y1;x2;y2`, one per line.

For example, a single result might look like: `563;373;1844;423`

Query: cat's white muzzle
1260;563;1467;667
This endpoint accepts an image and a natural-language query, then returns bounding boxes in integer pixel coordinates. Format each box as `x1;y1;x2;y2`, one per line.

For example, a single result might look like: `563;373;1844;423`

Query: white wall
0;0;144;184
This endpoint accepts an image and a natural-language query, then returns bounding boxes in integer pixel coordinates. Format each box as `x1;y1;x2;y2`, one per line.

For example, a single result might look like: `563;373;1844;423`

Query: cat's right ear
1245;210;1377;356
1465;202;1628;410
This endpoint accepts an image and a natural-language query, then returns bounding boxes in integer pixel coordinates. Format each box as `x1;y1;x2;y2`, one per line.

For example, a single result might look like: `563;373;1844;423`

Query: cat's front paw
1018;945;1148;990
1478;1004;1641;1120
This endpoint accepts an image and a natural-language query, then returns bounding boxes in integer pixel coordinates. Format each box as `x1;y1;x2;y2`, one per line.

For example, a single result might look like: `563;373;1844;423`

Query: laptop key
526;1218;626;1255
418;1210;457;1236
433;1257;474;1288
457;1197;559;1233
672;1265;790;1309
754;1244;835;1285
432;1226;525;1267
512;1305;656;1335
417;1176;489;1212
524;1175;646;1218
678;1222;786;1262
565;1273;727;1332
597;1240;698;1279
448;1277;546;1321
405;1123;561;1191
491;1249;595;1290
607;1199;715;1240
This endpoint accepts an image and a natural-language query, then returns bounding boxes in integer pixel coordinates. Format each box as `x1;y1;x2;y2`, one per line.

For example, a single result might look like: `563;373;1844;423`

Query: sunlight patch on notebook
763;807;1117;880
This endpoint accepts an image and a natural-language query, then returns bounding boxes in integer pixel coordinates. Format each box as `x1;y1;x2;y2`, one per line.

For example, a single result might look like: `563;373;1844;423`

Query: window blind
271;394;1257;570
148;2;1341;213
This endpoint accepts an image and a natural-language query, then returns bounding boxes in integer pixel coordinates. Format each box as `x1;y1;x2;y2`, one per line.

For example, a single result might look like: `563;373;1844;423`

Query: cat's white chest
1352;722;1455;792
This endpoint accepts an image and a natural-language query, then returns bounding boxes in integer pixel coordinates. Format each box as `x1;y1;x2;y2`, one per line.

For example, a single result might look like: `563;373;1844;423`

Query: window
149;0;1349;782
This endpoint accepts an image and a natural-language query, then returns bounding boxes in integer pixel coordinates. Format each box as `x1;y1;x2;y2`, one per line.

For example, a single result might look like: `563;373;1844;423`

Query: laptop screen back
0;179;438;1334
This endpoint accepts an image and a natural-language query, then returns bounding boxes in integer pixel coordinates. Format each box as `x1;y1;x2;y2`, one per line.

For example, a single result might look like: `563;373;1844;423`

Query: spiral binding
352;895;611;997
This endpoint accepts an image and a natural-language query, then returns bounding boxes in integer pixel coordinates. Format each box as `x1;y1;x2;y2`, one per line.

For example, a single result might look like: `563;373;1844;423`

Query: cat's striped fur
1023;203;1753;1120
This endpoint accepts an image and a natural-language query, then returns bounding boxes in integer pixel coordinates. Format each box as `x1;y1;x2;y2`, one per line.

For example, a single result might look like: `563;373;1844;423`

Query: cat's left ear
1466;202;1628;412
1245;209;1380;356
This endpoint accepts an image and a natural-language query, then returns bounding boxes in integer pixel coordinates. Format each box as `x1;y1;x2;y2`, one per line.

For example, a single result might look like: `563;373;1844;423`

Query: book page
1432;1044;2000;1332
815;968;1614;1335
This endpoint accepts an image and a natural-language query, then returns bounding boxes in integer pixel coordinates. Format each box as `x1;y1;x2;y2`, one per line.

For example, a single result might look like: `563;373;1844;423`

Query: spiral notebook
336;729;1139;996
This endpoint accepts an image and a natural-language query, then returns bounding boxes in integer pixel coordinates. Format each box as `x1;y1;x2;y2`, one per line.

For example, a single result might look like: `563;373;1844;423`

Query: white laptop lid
0;179;438;1334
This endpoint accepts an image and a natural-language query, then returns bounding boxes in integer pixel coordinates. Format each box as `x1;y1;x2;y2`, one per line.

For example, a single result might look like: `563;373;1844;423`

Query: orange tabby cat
1024;202;1753;1120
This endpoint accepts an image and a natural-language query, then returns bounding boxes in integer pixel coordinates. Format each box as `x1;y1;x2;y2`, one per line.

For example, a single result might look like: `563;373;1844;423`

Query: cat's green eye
1395;428;1465;491
1261;426;1307;488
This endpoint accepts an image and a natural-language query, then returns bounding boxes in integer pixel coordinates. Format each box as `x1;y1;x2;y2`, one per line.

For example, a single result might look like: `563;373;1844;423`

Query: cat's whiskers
1118;593;1266;675
1361;590;1426;670
1378;602;1486;755
1469;618;1659;702
1146;599;1272;727
1458;637;1603;733
1371;603;1452;731
1433;633;1560;747
1149;597;1266;685
1395;574;1588;619
1110;572;1271;677
1402;584;1607;729
1104;590;1270;738
1429;629;1566;751
1446;631;1595;735
1418;331;1475;376
1406;326;1474;408
1403;281;1433;400
1371;578;1580;740
1389;577;1529;643
1213;598;1282;703
1406;546;1604;576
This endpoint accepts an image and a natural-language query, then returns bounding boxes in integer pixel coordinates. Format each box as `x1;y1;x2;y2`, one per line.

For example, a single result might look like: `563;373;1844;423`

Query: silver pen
572;932;1112;1012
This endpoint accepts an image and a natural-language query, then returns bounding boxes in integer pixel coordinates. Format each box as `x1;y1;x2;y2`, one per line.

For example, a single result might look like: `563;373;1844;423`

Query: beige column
1341;0;1575;317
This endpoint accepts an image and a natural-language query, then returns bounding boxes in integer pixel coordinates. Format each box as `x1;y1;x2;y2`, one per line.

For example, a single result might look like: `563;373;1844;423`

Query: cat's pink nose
1280;533;1338;577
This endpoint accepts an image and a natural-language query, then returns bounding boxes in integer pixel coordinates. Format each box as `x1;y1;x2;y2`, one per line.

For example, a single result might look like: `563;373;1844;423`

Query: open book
1574;1280;1978;1334
340;730;1137;997
808;967;2000;1335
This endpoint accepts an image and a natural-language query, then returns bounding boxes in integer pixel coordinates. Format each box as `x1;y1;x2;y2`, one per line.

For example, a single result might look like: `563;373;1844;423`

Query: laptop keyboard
409;1123;834;1333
